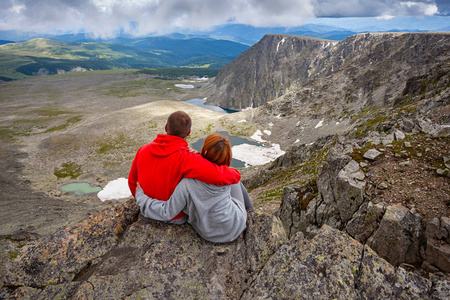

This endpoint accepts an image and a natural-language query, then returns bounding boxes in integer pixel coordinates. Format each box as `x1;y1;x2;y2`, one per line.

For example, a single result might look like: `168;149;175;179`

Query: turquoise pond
60;182;102;195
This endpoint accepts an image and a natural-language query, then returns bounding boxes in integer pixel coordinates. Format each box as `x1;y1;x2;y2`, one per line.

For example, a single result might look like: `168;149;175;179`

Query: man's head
165;111;192;138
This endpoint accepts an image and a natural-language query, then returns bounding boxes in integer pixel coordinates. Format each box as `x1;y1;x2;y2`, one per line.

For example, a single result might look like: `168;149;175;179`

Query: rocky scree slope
234;32;449;280
1;200;449;299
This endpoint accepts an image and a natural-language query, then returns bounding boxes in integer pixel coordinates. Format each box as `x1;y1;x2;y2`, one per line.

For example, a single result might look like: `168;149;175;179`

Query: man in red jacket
128;110;241;223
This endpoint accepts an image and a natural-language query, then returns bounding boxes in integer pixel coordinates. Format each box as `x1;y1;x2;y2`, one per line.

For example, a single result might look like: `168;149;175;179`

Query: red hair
201;133;232;166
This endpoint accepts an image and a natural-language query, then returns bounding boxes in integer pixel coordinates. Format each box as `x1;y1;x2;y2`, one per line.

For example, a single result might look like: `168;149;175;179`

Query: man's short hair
166;111;192;138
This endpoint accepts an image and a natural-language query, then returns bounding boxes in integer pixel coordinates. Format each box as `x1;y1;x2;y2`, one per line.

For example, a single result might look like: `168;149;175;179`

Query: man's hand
136;182;142;191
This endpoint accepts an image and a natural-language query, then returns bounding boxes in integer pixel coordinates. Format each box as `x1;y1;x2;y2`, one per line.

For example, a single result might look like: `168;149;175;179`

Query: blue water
184;99;238;114
191;131;262;168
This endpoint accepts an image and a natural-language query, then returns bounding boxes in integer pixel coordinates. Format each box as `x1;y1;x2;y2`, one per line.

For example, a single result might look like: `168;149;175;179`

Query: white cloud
0;0;443;38
376;15;396;20
313;0;439;18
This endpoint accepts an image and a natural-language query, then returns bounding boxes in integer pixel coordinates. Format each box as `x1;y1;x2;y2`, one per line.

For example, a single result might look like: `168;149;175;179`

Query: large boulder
367;204;424;267
241;225;446;299
4;199;140;288
2;201;287;299
2;200;448;299
277;144;367;238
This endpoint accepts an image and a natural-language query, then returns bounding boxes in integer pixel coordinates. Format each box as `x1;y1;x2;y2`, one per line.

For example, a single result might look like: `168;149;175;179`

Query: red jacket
128;134;241;220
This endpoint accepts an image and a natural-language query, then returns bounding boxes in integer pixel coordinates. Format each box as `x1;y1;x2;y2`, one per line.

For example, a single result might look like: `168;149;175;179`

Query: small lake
191;131;264;168
184;99;238;114
60;182;102;195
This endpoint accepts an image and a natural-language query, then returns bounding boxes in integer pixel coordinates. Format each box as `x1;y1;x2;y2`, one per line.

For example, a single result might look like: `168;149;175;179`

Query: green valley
0;37;249;81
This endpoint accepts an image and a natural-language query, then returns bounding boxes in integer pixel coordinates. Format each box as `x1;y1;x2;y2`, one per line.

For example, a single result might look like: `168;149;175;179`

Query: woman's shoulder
179;178;229;191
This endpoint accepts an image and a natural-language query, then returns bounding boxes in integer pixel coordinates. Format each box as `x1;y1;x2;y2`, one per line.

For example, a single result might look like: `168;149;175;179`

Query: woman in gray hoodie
135;133;253;243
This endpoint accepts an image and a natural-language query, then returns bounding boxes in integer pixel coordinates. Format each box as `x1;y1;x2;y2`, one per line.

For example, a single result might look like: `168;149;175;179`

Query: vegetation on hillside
0;37;248;81
135;68;220;79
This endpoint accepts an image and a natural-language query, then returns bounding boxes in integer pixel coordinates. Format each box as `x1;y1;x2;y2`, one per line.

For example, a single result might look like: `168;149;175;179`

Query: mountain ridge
207;32;450;113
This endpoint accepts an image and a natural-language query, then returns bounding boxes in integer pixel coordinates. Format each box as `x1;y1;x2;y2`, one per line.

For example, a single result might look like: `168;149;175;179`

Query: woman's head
201;133;232;166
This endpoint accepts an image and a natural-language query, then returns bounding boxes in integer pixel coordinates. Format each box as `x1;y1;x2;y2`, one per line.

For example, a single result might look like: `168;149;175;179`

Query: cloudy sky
0;0;449;39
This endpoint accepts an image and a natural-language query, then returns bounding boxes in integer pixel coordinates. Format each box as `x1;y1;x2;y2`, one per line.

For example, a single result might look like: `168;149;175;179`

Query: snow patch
238;119;247;123
263;130;271;135
294;139;300;143
276;37;287;52
233;144;285;166
315;119;324;128
175;84;194;89
97;178;131;201
250;130;266;142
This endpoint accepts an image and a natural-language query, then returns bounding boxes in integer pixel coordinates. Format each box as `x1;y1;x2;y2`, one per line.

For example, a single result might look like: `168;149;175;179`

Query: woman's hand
187;147;200;155
136;182;142;191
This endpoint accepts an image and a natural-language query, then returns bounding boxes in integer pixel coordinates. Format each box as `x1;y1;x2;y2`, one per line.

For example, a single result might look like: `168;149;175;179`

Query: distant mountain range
2;22;446;45
1;23;447;82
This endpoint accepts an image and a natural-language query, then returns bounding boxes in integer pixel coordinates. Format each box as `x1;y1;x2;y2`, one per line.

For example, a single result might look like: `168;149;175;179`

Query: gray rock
5;199;140;287
437;168;446;175
5;202;288;300
432;279;450;299
338;159;366;184
426;239;450;273
441;217;450;240
379;182;389;189
394;129;406;140
431;124;450;138
444;157;450;169
426;218;447;240
382;133;395;145
363;148;383;160
368;205;424;266
242;225;438;300
418;118;436;134
346;201;385;243
399;161;411;167
400;118;415;133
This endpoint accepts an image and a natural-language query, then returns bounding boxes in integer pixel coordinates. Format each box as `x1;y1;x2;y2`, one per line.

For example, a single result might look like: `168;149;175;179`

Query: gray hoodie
135;178;247;243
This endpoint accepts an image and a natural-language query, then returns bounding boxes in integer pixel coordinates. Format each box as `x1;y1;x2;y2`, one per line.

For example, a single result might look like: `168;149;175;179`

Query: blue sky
0;0;449;39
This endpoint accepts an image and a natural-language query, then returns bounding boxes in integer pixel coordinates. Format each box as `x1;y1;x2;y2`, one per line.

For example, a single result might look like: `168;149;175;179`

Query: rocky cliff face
207;34;336;109
1;200;448;299
207;32;449;112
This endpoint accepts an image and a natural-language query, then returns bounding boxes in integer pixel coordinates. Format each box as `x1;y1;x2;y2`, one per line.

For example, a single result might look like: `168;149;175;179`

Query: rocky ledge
1;198;448;299
276;117;450;279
